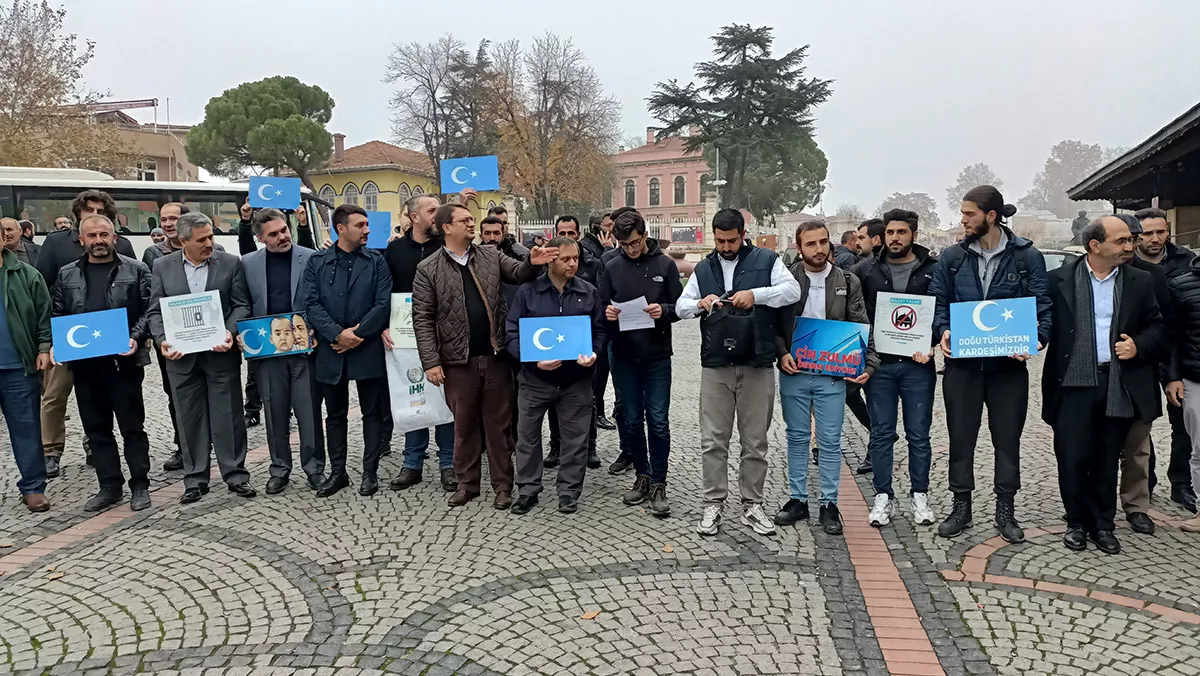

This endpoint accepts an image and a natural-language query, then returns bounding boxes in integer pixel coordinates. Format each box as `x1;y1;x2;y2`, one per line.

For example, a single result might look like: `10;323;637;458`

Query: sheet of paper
160;291;226;355
390;293;417;349
614;296;655;332
872;292;934;357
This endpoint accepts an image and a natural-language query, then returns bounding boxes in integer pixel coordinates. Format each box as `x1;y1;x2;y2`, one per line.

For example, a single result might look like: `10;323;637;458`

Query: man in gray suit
147;211;255;503
241;208;325;494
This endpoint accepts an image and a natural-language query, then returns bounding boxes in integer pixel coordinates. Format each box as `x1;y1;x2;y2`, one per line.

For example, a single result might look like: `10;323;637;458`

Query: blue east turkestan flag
51;309;131;362
248;176;302;210
949;297;1039;358
439;156;500;194
519;315;593;363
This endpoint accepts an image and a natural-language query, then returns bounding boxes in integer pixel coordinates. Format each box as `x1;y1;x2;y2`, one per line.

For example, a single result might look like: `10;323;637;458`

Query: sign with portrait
236;313;315;360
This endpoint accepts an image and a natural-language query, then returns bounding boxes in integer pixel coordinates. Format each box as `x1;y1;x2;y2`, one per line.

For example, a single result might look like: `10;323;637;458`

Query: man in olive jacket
0;245;52;512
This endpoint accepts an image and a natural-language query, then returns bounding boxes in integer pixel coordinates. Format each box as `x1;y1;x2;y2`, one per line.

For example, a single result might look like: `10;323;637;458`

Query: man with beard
929;185;1051;543
678;209;801;536
51;214;153;512
1043;217;1165;554
859;209;939;528
385;193;457;493
1135;207;1197;512
774;220;875;536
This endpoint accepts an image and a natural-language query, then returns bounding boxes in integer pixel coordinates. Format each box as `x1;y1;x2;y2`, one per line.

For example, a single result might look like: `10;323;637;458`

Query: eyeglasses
452;216;476;227
618;236;644;250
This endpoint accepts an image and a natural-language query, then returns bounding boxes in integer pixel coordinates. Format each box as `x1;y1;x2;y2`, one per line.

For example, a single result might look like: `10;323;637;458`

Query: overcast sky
63;0;1200;225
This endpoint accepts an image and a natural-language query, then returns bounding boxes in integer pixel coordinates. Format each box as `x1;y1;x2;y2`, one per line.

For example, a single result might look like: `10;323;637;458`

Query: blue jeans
866;361;935;497
402;422;455;471
0;368;46;495
610;357;671;483
780;372;845;505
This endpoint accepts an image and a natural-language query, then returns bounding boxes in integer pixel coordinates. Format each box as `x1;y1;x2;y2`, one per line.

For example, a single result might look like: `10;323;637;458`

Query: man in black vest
678;209;801;536
859;209;939;529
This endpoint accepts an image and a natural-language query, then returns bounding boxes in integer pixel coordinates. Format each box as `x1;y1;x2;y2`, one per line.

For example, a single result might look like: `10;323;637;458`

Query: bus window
178;193;242;235
15;187;167;235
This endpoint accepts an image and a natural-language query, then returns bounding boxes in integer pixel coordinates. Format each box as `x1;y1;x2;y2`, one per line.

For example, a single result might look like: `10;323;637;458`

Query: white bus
0;167;331;258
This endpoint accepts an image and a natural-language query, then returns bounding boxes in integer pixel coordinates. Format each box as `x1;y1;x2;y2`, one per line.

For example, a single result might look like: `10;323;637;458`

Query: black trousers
943;364;1027;498
1151;403;1194;490
74;359;150;491
154;347;180;450
1053;377;1132;534
245;364;261;415
593;347;610;413
845;383;870;430
321;376;387;478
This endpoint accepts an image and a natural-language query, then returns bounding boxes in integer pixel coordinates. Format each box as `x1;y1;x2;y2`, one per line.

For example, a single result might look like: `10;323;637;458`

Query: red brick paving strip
838;462;946;676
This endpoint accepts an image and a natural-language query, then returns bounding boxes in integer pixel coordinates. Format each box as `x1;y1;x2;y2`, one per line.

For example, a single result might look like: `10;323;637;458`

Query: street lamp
713;146;727;208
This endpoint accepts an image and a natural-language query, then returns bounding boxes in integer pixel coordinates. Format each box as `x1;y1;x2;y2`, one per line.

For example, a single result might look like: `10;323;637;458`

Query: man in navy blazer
242;208;325;495
302;204;392;497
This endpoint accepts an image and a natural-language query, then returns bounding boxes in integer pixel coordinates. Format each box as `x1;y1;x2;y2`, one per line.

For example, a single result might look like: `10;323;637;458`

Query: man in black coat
1042;216;1168;555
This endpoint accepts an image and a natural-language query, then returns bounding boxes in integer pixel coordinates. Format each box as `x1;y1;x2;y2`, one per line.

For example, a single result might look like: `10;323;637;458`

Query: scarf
1062;260;1133;417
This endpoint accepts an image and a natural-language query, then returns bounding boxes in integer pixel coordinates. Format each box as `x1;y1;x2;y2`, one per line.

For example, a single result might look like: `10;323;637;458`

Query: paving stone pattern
0;322;1198;674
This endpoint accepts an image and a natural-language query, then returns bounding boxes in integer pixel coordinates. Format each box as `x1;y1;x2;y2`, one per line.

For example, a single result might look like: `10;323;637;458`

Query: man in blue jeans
600;209;682;517
0;241;53;512
774;221;876;535
857;209;939;528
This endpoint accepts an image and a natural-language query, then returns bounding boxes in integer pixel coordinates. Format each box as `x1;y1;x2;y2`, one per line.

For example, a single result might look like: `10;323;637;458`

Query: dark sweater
265;249;292;315
385;233;444;293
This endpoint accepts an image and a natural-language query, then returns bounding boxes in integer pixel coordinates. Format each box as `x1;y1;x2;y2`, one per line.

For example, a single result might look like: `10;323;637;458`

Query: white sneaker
868;493;894;527
696;505;723;536
741;504;777;536
911;492;935;525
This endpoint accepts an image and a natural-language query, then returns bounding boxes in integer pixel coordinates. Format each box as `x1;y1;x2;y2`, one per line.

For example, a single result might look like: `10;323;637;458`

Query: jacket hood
1;247;20;270
873;242;933;266
1166;241;1193;262
955;224;1032;257
1187;254;1200;274
620;236;663;262
833;244;854;256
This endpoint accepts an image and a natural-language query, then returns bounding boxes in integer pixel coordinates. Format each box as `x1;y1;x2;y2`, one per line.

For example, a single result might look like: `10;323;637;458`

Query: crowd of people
2;184;1199;557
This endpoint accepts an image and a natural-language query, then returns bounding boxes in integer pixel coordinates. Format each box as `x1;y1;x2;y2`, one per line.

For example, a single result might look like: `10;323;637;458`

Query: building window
136;159;157;181
674;176;685;205
413;185;424;195
649;178;661;206
700;174;711;203
362;182;379;211
399;182;411;202
319;185;336;205
624;179;636;207
488;200;497;209
343;183;359;206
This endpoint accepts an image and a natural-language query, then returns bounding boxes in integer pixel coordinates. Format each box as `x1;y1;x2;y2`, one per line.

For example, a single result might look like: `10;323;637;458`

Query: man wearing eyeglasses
411;203;556;510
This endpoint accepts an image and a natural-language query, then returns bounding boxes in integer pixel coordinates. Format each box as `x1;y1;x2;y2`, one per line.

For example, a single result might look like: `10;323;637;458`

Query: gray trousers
1179;380;1200;496
167;355;249;489
515;373;592;500
700;365;775;505
1120;419;1152;514
257;356;325;480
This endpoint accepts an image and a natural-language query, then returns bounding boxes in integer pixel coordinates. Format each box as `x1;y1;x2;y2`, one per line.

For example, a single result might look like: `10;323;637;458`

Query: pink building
612;127;711;223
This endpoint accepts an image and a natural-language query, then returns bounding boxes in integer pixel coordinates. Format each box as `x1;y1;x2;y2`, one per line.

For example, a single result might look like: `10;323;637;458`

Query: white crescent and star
450;166;469;185
970;300;1015;332
66;325;91;349
239;329;262;355
257;183;275;201
532;327;554;351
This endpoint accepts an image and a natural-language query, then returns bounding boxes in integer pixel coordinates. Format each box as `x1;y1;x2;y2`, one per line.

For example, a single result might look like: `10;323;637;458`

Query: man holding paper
858;209;939;529
148;211;255;504
51;214;154;512
505;236;605;515
677;209;801;537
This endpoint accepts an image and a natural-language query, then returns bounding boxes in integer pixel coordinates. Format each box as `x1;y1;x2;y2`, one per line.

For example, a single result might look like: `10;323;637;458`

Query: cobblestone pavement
1;322;1199;675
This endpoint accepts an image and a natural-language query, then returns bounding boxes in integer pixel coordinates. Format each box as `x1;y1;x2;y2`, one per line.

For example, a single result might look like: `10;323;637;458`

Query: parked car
1041;248;1083;271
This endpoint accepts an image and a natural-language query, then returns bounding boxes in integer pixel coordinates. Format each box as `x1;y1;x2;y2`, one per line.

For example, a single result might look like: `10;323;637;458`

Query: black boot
586;447;601;470
163;449;183;472
937;494;972;538
995;498;1025;543
83;486;123;512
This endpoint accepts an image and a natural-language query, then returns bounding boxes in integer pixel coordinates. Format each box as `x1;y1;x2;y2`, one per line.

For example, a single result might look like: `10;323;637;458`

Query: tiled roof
327;140;434;176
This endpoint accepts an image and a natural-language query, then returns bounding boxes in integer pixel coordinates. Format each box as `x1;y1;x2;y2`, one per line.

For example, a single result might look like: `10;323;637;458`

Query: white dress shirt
801;262;832;320
1086;259;1117;365
677;256;802;319
183;256;209;295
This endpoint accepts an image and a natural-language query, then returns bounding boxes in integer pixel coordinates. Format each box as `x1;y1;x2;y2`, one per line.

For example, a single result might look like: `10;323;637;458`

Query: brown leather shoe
447;489;480;507
23;493;49;513
493;491;512;510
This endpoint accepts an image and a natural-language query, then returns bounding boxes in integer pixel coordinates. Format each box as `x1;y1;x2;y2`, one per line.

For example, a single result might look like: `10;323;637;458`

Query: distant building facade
612;127;711;223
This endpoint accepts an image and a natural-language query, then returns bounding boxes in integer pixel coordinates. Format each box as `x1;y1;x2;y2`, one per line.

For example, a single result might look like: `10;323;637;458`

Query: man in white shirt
678;209;801;536
774;220;876;536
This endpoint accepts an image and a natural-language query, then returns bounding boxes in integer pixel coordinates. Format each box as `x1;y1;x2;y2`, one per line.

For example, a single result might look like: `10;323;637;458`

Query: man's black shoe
307;474;324;491
359;475;378;496
180;487;203;504
1127;512;1155;535
199;484;210;495
389;468;422;491
245;411;261;427
45;456;60;479
558;495;578;513
130;487;151;512
819;503;843;535
1063;526;1087;551
228;482;257;498
163;449;184;472
596;413;616;431
856;456;872;475
1171;484;1198;513
544;450;560;468
1090;530;1121;555
586;448;601;470
511;494;538;515
316;474;350;498
83;487;122;512
440;468;458;492
623;474;651;505
774;499;809;526
608;453;632;475
995;500;1025;544
938;496;972;538
265;477;288;495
